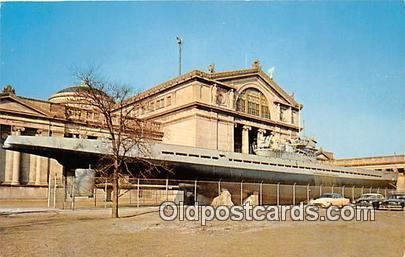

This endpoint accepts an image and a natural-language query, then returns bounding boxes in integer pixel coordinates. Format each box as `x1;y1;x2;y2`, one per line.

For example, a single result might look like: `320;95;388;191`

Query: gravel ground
0;205;404;257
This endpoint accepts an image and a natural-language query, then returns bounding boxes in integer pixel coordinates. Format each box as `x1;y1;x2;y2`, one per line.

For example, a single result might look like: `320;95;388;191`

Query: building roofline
336;154;405;161
122;66;302;109
19;96;51;104
0;94;51;116
207;67;260;79
205;67;301;109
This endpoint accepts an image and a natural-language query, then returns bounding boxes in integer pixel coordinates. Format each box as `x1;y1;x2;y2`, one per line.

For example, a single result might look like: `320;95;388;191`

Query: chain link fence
48;176;394;210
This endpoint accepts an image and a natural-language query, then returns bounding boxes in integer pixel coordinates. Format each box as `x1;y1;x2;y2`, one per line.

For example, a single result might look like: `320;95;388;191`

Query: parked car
309;193;350;208
353;193;385;209
379;193;405;210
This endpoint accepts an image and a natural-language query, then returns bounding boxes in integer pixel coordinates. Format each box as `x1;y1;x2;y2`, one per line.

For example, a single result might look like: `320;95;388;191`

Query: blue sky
0;2;404;158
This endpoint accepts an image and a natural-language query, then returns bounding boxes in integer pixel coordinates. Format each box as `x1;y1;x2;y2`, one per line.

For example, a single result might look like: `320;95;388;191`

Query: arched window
236;88;270;119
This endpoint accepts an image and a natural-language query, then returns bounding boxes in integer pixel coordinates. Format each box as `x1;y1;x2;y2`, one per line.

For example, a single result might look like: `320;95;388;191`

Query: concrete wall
161;114;197;147
332;155;405;192
0;186;48;199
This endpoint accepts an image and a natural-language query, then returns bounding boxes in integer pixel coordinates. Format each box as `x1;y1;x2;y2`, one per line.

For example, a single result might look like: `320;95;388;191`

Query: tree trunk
111;163;119;218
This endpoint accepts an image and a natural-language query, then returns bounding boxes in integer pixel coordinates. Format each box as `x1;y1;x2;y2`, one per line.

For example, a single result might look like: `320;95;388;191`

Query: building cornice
144;101;300;131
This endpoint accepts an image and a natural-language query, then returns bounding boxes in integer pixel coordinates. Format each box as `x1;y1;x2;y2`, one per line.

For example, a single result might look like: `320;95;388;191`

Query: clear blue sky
0;2;404;158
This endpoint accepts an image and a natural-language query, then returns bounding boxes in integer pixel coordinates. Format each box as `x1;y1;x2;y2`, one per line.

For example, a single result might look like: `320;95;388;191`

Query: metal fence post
137;178;140;208
218;180;221;195
155;188;158;205
306;184;310;203
94;187;97;207
369;187;372;193
47;174;52;208
292;183;296;205
277;183;280;206
62;175;66;210
165;178;169;201
104;177;108;209
331;184;334;194
384;188;387;198
240;181;243;205
71;176;75;211
361;186;364;195
352;186;355;201
342;185;345;197
53;174;57;208
319;184;323;196
194;180;197;205
259;182;263;205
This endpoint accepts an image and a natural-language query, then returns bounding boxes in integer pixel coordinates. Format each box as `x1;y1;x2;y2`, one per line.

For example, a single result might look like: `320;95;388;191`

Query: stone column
35;129;44;185
257;129;266;147
11;126;24;185
3;149;14;184
28;154;36;185
241;125;251;154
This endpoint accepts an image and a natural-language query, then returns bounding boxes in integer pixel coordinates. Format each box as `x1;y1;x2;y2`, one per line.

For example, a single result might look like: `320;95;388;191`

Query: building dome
48;85;110;105
49;85;85;104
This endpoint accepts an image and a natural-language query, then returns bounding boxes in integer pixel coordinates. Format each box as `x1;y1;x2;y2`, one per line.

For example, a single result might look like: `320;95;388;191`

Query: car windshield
320;193;341;198
362;194;383;199
389;194;405;200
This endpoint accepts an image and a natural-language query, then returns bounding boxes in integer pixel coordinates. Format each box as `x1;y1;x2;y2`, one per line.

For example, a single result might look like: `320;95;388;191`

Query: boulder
243;193;259;206
211;189;234;207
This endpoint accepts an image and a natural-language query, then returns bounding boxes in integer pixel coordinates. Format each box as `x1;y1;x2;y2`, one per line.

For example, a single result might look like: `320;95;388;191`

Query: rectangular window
248;102;259;116
166;96;172;106
155;99;161;109
261;106;270;119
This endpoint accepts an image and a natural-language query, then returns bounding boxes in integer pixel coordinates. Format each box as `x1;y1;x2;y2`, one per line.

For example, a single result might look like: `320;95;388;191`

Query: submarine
3;135;397;189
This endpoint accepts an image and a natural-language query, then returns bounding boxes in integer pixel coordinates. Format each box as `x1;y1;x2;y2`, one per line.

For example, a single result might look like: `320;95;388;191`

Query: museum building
1;61;402;198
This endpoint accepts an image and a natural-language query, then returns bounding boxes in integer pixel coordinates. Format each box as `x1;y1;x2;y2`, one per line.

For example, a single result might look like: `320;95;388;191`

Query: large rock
211;189;234;207
243;193;259;206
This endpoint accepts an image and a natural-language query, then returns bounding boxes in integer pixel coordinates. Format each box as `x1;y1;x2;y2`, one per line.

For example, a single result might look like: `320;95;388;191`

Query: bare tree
73;71;162;218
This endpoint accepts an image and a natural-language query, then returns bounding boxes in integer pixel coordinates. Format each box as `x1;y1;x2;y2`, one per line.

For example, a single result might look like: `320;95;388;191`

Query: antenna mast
176;36;183;76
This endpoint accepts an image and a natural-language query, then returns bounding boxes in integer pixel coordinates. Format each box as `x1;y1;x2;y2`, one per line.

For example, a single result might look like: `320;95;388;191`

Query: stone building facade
120;61;301;154
0;61;304;198
0;86;116;191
